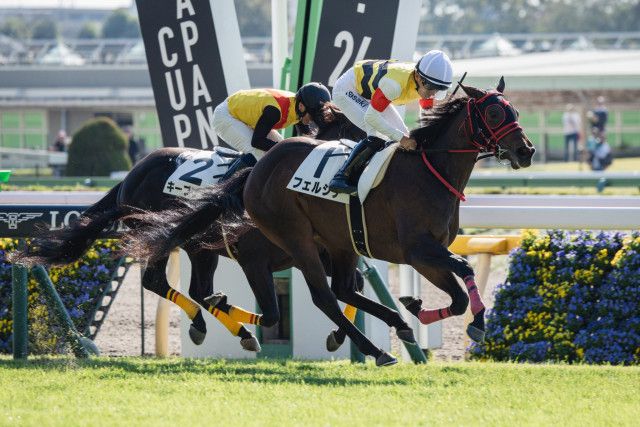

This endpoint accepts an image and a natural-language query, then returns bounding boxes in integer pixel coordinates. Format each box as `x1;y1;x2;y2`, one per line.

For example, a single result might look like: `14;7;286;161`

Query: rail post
11;261;28;360
31;265;92;358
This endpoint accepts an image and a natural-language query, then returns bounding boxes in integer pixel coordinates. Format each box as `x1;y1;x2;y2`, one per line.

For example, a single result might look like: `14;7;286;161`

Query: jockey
329;50;453;195
213;83;331;178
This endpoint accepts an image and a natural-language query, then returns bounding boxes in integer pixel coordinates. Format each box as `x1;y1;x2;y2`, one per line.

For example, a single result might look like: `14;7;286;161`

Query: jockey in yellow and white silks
329;50;454;195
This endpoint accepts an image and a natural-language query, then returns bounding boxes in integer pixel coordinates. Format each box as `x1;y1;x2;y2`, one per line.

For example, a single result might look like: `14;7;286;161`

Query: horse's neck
316;116;364;141
428;108;477;196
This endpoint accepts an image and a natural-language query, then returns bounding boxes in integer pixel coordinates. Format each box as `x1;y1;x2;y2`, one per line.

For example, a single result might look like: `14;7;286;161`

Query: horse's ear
496;76;505;93
460;83;485;100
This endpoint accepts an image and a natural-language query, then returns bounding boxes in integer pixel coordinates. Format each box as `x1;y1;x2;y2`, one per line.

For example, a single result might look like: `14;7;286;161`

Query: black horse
13;107;367;352
121;79;536;366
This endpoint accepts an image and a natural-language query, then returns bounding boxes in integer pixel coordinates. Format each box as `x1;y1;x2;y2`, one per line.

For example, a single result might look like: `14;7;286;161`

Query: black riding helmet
295;82;331;123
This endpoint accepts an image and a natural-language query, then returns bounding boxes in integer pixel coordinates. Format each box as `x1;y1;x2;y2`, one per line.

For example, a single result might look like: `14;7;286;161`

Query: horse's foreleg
403;236;485;343
187;249;259;350
142;257;207;344
238;261;279;328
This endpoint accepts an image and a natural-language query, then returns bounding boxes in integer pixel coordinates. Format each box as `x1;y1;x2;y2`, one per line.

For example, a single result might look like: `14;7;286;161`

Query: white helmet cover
416;50;453;100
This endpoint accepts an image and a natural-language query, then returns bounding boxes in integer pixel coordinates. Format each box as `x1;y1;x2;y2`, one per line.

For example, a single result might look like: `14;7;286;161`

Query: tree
0;17;30;40
77;23;98;40
32;19;59;40
66;117;131;176
102;9;140;38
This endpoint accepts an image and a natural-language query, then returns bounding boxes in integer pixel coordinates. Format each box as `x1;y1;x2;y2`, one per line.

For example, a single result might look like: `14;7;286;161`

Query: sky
1;0;132;9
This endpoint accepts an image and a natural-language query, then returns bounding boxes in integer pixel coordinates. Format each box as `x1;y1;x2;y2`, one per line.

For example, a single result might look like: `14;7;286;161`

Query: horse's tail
123;168;252;261
9;183;123;266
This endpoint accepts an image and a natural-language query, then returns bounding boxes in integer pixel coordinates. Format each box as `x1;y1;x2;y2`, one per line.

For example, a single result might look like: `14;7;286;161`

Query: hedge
471;230;640;365
0;239;125;354
66;117;131;176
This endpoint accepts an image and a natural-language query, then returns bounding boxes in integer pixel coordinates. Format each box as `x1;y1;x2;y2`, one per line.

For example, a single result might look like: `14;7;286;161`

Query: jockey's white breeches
212;100;283;159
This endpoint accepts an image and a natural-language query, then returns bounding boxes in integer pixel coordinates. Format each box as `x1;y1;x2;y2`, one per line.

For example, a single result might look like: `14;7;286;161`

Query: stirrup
219;153;256;182
329;173;357;195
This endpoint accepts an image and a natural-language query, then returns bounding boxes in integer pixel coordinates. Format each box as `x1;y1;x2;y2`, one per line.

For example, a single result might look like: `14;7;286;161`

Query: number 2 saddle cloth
163;147;240;199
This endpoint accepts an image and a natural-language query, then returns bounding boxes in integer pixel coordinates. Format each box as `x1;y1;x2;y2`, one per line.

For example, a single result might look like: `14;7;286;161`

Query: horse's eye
485;104;505;129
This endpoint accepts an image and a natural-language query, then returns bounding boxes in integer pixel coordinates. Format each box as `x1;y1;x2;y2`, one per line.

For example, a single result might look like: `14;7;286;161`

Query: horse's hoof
326;330;344;352
398;296;422;317
204;291;227;308
240;336;261;352
396;327;416;344
466;324;485;343
189;325;206;345
376;352;398;367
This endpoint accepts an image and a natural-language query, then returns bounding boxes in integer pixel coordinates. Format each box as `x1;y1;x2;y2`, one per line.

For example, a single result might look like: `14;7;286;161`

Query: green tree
32;19;59;40
102;9;140;38
0;17;30;40
77;23;98;39
66;117;131;176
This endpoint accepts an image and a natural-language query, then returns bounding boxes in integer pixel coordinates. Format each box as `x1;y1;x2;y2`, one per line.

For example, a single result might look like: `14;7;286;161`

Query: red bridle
419;92;523;201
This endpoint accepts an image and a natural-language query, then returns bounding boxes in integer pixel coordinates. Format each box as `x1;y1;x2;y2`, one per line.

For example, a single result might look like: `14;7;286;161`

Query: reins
416;92;523;201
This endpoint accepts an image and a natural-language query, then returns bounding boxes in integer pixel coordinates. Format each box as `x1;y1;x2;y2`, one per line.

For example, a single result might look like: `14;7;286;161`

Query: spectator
588;96;608;133
586;127;613;171
562;103;581;162
123;126;139;165
51;129;67;152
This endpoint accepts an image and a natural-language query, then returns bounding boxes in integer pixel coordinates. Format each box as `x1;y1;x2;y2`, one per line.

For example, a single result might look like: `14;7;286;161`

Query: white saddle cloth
163;147;239;199
286;139;398;204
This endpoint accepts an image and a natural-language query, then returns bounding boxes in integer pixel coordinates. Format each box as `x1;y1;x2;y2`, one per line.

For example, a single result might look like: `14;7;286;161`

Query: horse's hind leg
266;225;395;366
328;253;415;351
142;256;207;345
186;248;260;351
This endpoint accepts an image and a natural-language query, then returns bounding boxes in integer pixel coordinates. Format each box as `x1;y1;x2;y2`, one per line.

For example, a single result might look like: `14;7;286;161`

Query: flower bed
0;238;124;354
471;230;640;364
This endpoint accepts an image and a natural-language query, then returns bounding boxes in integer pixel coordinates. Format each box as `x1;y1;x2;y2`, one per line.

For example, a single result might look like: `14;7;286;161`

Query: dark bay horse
12;107;367;352
128;79;535;366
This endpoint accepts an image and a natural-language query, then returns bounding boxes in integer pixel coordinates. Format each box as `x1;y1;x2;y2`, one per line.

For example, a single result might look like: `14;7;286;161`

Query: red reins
419;93;523;202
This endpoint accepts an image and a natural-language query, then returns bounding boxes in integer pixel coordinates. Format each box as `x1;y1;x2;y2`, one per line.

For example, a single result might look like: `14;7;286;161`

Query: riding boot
329;136;385;195
219;153;257;182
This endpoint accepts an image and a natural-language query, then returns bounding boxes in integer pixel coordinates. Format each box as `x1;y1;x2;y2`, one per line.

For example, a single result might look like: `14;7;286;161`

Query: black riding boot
219;153;257;182
329;136;385;195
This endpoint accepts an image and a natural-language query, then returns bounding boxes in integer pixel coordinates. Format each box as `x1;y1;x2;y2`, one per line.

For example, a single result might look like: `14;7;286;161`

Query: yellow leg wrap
344;304;357;323
166;289;199;319
207;306;242;336
229;306;263;325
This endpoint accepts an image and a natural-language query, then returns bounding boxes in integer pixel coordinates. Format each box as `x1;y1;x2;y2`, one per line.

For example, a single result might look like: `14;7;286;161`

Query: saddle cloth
163;147;240;198
286;139;398;204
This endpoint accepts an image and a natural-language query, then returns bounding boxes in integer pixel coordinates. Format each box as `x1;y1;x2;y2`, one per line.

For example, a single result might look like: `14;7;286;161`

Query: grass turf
0;357;638;426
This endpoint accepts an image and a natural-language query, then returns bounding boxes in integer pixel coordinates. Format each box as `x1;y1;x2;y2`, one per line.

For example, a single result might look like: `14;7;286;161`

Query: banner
136;0;249;149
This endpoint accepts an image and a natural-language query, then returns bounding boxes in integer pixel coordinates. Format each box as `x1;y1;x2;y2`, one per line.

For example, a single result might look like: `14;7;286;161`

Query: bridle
417;91;523;201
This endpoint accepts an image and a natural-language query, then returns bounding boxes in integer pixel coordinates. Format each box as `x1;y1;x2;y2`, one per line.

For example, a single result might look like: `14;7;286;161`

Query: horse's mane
316;102;365;141
410;97;469;148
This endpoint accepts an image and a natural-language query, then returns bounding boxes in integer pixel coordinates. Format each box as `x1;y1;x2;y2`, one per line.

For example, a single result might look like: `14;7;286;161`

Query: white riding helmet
415;50;453;100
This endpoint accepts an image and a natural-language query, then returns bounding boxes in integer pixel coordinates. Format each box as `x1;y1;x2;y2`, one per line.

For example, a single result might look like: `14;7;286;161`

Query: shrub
471;230;640;365
0;238;125;354
66;117;131;176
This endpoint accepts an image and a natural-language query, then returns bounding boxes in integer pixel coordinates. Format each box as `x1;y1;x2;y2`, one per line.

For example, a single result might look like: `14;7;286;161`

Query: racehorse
124;78;535;366
11;105;369;352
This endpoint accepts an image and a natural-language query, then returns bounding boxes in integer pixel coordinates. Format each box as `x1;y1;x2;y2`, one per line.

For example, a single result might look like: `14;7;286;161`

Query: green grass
0;358;638;426
480;156;640;173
